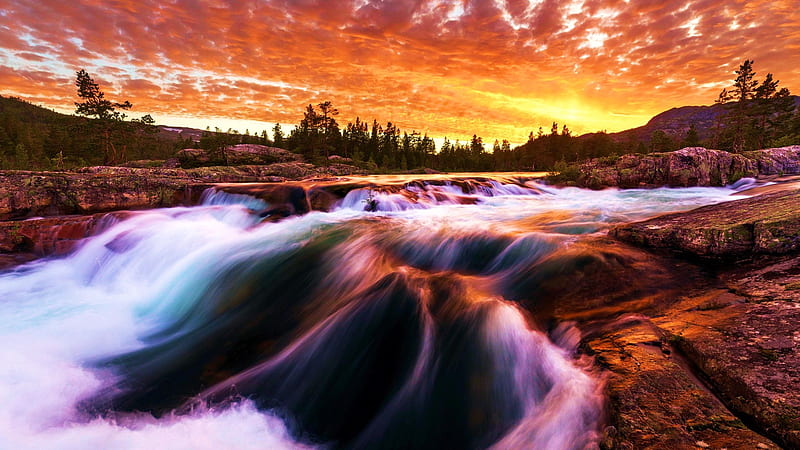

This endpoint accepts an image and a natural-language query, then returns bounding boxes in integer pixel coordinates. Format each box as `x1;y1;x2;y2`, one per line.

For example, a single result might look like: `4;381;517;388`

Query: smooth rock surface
611;189;800;258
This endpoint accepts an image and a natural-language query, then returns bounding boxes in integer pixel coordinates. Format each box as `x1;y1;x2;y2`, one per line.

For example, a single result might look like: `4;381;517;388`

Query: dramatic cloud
0;0;798;141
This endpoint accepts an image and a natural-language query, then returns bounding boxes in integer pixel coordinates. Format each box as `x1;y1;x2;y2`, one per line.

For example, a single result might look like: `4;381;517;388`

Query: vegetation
0;62;798;172
73;69;158;164
712;60;797;152
0;71;180;170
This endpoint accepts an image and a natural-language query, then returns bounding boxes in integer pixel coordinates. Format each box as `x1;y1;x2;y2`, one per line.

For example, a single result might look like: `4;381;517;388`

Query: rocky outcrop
585;316;779;449
0;171;197;220
606;180;800;448
611;189;800;258
574;147;758;189
0;163;367;220
176;144;303;167
653;256;800;449
743;145;800;175
565;146;800;189
0;211;132;255
518;237;787;448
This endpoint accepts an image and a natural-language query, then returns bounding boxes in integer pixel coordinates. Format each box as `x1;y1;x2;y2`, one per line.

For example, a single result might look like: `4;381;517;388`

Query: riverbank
597;181;800;448
552;145;800;189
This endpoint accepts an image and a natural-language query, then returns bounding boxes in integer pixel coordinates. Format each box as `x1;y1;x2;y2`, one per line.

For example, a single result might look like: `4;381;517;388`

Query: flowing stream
0;176;752;449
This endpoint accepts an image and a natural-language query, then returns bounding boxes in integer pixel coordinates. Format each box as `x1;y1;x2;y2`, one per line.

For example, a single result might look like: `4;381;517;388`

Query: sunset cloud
0;0;798;142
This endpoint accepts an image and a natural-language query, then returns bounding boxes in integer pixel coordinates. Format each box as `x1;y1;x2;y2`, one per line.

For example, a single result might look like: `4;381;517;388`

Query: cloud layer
0;0;798;140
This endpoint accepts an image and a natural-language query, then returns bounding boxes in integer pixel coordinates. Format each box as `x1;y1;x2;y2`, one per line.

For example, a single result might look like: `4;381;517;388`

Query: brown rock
654;256;800;448
585;316;778;450
575;147;757;189
611;189;800;258
742;146;800;175
177;144;303;167
0;212;132;256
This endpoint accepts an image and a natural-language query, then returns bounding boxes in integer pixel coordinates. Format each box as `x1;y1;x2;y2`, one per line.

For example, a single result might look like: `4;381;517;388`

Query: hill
0;96;189;169
602;95;800;143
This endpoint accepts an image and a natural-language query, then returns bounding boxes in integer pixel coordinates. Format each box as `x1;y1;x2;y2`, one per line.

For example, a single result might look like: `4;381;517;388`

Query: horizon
1;1;798;145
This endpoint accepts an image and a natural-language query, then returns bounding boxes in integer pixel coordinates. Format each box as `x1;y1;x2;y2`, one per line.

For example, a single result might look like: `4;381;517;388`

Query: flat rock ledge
610;189;800;259
604;185;800;448
0;163;366;221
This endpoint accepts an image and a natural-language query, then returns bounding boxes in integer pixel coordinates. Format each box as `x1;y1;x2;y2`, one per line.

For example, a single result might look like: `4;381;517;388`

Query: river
0;175;754;449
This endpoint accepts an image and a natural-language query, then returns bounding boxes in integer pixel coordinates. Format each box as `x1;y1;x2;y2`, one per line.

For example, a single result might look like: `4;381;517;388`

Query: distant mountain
157;125;205;143
598;95;800;143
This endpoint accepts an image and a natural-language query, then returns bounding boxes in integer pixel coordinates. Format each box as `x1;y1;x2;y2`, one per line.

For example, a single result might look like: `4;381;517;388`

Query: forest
0;60;798;172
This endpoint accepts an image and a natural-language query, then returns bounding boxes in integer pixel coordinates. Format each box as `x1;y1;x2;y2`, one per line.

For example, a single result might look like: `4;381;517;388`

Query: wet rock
0;170;196;220
611;189;800;258
654;256;800;449
610;191;800;448
0;162;367;220
0;212;132;256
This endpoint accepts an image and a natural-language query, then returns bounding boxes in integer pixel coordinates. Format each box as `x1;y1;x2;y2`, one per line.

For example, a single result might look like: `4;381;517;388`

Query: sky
0;0;798;144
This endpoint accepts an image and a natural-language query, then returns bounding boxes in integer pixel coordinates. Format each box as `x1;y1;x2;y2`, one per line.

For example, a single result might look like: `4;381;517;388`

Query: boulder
0;212;132;255
742;145;800;175
576;148;757;189
177;144;302;167
0;171;196;220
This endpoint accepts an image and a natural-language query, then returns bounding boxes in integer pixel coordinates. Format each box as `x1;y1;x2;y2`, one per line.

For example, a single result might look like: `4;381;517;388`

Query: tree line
1;62;798;172
225;59;799;171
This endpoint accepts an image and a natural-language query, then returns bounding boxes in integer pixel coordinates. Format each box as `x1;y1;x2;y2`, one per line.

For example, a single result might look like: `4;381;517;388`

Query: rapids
0;176;752;449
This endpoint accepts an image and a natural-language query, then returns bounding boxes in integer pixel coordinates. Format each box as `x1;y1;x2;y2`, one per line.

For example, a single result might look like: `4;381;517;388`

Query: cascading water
0;177;752;449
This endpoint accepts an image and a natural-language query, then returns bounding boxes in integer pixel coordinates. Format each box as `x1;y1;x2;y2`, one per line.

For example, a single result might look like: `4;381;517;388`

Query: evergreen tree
681;123;700;148
715;60;795;152
272;123;284;148
74;69;133;163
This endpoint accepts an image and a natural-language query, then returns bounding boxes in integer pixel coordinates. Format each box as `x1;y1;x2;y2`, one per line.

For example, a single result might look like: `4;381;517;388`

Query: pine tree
74;69;133;163
682;123;700;148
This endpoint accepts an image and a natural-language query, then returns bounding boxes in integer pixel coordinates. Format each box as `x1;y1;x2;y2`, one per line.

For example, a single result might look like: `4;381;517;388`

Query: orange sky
0;0;798;143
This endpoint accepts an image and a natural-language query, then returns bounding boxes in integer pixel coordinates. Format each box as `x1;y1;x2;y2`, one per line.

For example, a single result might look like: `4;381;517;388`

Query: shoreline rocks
176;144;303;167
605;181;800;448
0;162;367;221
567;146;800;189
611;189;800;259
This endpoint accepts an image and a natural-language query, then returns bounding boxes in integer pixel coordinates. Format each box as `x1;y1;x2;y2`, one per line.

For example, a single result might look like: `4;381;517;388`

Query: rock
162;158;181;168
0;170;197;220
742;146;800;175
120;160;167;168
611;189;800;258
0;162;368;220
177;144;303;167
327;155;353;163
0;212;132;256
175;148;210;167
665;147;756;186
584;316;778;450
575;147;758;189
653;255;800;449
